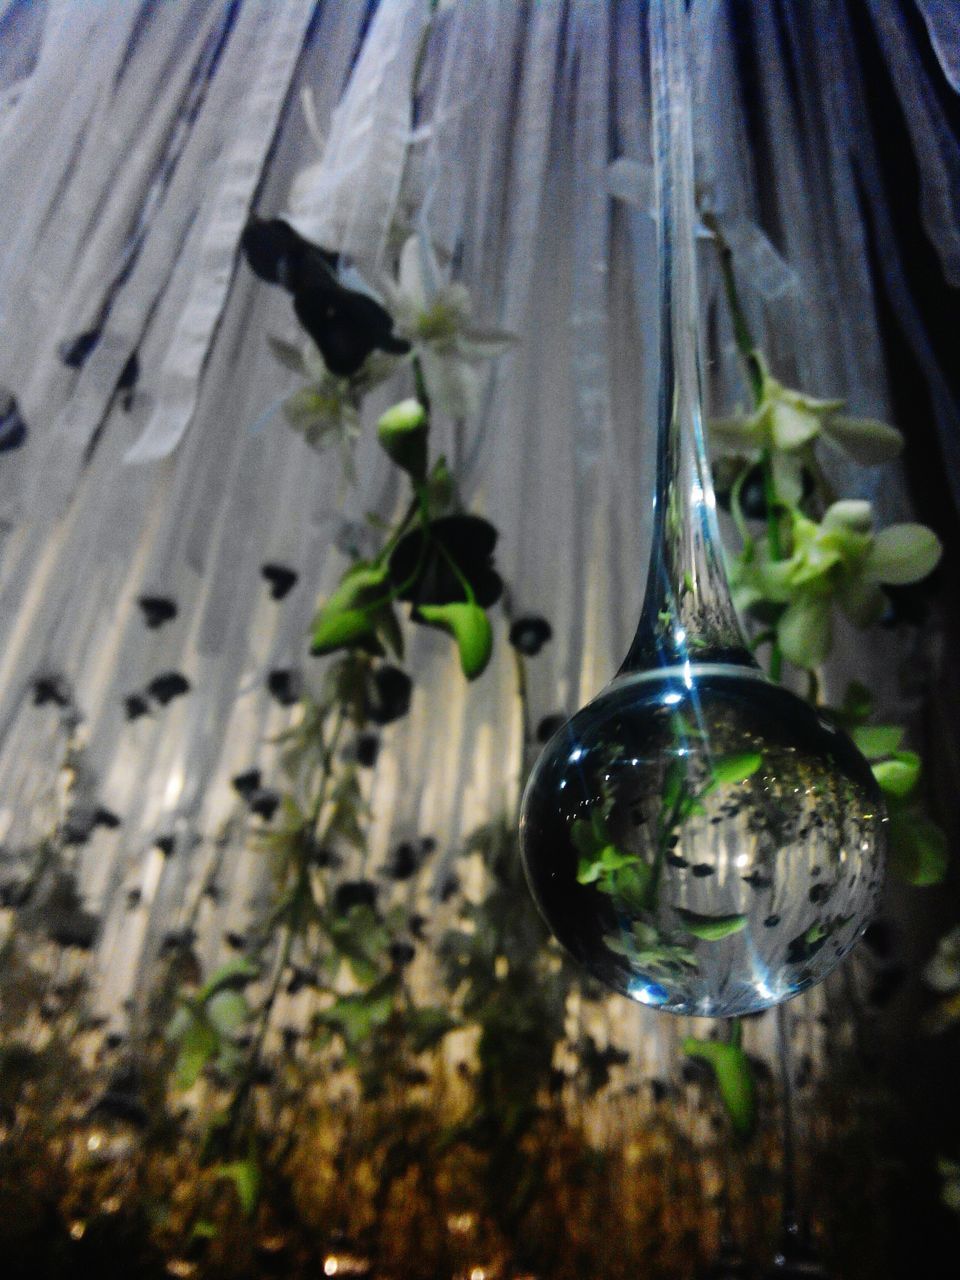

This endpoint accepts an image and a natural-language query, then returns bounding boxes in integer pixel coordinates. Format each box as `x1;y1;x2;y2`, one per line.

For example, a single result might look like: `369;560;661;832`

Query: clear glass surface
521;665;883;1016
518;0;885;1016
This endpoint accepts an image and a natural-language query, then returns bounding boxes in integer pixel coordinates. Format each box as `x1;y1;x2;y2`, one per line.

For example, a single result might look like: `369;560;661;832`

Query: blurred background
0;2;958;1276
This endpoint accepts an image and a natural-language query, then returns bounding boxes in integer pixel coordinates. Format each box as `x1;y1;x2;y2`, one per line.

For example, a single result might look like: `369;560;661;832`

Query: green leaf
214;1157;261;1217
777;593;832;669
377;398;428;480
416;601;493;679
576;856;603;885
851;724;905;760
840;680;873;725
173;1018;218;1090
599;844;638;872
662;758;686;812
317;982;396;1047
613;860;654;913
310;605;382;657
889;812;949;886
571;818;601;858
683;1037;756;1138
709;751;762;786
872;751;921;799
405;1006;457;1053
199;958;260;1002
674;908;748;941
327;904;390;981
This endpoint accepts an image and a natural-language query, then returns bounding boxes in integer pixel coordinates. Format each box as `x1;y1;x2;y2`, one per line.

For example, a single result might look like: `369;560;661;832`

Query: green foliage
673;908;748;941
213;1155;261;1216
377;397;428;480
683;1032;757;1139
415;601;493;679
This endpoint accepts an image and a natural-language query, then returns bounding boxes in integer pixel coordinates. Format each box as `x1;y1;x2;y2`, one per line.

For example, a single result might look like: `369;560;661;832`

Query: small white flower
384;234;516;418
269;336;397;480
712;358;904;505
731;500;942;668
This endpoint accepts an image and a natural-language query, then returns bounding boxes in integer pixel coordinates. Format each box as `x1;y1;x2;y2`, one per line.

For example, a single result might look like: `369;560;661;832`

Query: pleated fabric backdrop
0;0;956;1079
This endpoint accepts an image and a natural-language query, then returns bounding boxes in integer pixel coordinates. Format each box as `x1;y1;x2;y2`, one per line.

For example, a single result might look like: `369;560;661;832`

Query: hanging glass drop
519;0;885;1018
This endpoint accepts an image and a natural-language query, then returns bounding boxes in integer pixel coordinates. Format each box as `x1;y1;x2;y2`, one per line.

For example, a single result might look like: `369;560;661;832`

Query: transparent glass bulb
521;666;883;1015
519;0;884;1016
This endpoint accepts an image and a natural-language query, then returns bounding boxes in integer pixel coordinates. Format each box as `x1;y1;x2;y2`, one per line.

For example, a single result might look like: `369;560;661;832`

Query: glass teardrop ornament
518;0;884;1017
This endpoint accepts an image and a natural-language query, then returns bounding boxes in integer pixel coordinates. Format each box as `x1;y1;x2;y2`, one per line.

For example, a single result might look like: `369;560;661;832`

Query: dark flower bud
0;390;27;452
59;330;101;368
352;733;380;768
232;768;262;798
389;514;502;609
261;562;298;600
389;941;416;968
146;671;190;705
333;881;378;913
267;668;302;707
508;615;552;656
137;595;177;629
365;665;412;725
32;674;72;708
249;788;280;821
124;693;150;720
384;841;421;880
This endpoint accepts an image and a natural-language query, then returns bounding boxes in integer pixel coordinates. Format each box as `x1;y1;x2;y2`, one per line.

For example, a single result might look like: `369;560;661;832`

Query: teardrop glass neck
619;0;755;677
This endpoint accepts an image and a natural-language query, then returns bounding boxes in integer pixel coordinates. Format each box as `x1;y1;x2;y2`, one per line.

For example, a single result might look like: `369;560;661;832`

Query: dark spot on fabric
146;671;190;704
137;595;177;629
32;674;72;708
261;562;298;600
365;664;412;725
508;615;552;656
124;693;150;721
267;668;302;707
333;881;378;913
232;769;261;798
249;788;280;821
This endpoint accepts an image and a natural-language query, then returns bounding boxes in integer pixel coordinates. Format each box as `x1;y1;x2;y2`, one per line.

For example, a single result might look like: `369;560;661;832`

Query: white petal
823;499;874;533
825;415;904;465
397;235;427;306
769;397;820;450
863;523;942;584
770;449;805;507
777;595;832;669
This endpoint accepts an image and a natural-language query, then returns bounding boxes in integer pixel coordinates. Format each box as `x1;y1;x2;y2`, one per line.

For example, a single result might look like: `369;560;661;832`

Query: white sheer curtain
0;0;955;1052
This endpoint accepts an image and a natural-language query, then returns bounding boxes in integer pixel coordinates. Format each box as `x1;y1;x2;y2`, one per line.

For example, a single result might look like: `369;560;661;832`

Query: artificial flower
272;337;397;472
732;499;941;667
242;218;409;376
383;234;516;418
712;357;904;505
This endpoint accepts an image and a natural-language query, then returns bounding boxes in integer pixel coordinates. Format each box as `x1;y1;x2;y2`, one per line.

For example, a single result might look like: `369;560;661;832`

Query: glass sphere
520;665;884;1016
